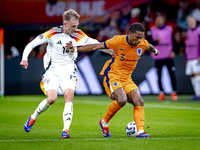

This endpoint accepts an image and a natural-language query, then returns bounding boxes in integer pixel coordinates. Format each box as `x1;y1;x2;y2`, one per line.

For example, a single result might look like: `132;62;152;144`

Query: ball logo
113;82;118;87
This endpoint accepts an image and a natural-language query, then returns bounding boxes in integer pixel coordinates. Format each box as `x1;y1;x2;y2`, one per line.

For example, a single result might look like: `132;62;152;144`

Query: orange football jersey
100;35;149;78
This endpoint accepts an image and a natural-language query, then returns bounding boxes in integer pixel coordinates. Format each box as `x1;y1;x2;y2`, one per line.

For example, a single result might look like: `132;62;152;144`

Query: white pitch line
0;137;200;142
73;100;200;111
144;104;200;110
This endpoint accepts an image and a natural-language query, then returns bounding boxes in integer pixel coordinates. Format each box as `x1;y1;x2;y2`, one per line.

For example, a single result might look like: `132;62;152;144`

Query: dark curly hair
129;23;145;33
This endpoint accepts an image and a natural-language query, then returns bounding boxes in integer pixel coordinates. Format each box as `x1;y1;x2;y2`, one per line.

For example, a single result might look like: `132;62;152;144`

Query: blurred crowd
5;0;200;58
89;0;200;56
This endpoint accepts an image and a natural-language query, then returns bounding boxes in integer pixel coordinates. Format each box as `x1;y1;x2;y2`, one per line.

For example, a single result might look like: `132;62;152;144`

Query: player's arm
85;37;113;55
67;41;105;52
78;43;105;52
67;41;116;56
147;44;159;56
20;35;47;69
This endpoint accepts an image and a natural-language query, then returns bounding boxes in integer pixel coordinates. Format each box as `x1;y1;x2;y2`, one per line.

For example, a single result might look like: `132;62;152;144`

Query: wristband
154;49;158;55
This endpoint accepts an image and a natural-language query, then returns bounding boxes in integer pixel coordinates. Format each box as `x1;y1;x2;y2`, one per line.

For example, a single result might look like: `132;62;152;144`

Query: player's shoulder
70;29;86;38
43;25;63;39
165;25;173;31
113;35;126;39
48;26;63;34
150;25;157;30
107;35;126;42
140;38;149;48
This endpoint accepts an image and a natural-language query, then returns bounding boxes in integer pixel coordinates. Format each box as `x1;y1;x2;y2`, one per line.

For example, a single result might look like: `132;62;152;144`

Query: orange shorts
103;74;138;97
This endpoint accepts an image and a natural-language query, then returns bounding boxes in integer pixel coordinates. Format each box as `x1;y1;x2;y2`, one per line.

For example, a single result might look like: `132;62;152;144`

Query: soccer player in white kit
185;16;200;100
20;9;111;138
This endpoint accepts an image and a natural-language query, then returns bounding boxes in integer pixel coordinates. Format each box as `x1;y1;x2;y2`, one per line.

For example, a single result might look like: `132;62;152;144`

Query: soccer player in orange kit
68;22;159;138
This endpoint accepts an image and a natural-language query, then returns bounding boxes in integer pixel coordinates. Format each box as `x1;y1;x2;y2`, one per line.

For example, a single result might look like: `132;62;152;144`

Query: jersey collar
126;34;132;46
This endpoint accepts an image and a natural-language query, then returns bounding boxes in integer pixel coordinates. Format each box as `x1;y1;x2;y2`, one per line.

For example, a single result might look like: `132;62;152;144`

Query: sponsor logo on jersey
120;49;125;51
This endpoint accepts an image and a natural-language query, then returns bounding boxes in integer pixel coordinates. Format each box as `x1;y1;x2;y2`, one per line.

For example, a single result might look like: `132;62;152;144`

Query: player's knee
118;97;127;107
118;101;127;107
47;96;57;105
134;98;144;106
64;95;74;102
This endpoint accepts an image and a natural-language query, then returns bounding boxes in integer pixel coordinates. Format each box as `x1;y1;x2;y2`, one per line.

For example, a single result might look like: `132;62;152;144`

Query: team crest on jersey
39;34;43;39
113;82;118;87
137;48;142;56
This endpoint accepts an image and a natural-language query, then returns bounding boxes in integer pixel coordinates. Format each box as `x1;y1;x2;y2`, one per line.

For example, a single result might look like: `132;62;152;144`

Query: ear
129;32;134;37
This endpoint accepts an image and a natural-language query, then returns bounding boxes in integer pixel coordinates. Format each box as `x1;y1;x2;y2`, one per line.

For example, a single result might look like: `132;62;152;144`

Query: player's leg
124;77;151;138
60;74;77;138
99;76;127;137
166;59;178;101
24;75;59;132
24;90;57;132
127;89;151;138
186;59;200;100
190;59;200;100
103;87;127;122
155;60;165;101
192;74;200;99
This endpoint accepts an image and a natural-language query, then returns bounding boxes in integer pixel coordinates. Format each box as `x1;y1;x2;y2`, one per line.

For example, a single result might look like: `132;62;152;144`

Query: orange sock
103;100;121;123
134;106;144;132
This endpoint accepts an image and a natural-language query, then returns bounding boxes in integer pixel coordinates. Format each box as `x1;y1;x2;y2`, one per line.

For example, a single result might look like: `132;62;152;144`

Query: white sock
31;99;50;120
63;102;73;131
195;75;200;96
102;119;109;127
137;129;144;134
191;76;200;96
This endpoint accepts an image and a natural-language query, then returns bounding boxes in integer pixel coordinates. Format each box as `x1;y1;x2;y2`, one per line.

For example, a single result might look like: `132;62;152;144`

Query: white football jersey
40;26;77;69
22;25;112;71
22;26;77;69
43;27;99;70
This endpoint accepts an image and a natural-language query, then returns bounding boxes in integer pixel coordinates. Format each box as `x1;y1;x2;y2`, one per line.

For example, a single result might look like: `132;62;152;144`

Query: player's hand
154;49;159;56
111;49;117;58
66;41;75;52
20;60;28;69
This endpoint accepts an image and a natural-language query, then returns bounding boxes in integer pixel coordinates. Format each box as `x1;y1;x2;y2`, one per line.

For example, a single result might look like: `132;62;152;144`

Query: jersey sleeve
70;29;99;46
104;36;118;52
143;39;149;51
22;35;47;61
43;27;62;39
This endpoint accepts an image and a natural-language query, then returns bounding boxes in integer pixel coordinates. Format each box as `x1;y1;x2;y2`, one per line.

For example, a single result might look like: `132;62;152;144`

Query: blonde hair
63;9;80;21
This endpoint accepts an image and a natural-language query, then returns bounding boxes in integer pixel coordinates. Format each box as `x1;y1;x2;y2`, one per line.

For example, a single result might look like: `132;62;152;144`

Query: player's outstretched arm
78;43;105;52
20;35;47;69
20;60;28;69
67;41;105;52
147;44;159;56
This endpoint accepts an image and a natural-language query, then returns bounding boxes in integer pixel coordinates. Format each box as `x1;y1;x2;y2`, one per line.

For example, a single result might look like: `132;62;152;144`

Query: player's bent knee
118;98;127;107
135;98;144;106
47;96;57;105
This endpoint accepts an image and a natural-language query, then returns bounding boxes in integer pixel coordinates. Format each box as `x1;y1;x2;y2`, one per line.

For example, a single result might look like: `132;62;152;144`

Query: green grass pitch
0;95;200;150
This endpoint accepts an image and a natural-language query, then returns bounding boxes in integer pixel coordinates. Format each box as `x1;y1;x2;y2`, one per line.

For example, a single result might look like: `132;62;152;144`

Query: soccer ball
126;121;137;137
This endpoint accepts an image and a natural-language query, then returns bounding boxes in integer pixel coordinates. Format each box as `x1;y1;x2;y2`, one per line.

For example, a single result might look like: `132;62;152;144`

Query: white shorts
41;66;77;94
185;59;200;75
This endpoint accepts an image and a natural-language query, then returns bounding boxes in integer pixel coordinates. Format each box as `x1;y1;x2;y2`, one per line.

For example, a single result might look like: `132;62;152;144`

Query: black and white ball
126;121;137;137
